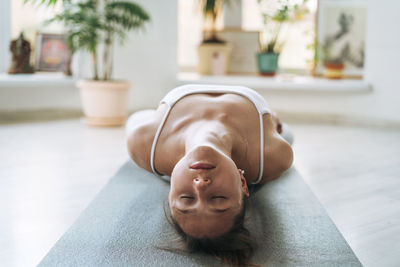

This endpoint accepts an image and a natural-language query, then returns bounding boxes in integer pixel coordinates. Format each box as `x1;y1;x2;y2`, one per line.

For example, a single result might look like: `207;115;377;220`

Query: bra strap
150;104;171;176
251;113;265;184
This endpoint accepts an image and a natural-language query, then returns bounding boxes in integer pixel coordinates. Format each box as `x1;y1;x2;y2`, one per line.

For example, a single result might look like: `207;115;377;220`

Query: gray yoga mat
39;160;361;266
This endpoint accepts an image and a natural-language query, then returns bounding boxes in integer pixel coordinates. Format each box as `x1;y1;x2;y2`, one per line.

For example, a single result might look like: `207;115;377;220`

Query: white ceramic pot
77;79;131;126
197;43;232;75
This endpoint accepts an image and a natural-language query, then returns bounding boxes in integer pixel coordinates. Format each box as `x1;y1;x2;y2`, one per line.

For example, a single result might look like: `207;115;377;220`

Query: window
178;0;224;71
11;0;63;41
178;0;318;73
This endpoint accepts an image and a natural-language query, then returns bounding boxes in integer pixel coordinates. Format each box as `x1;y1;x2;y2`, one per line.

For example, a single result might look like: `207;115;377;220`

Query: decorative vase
77;80;131;126
257;52;280;76
324;62;344;79
197;43;232;75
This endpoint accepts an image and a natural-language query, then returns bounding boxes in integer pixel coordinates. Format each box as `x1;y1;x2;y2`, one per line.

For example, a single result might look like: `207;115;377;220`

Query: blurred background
0;1;399;267
0;0;398;125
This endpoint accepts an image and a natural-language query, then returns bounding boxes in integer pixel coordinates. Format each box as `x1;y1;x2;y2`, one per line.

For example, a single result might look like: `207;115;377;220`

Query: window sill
0;73;76;88
177;72;372;93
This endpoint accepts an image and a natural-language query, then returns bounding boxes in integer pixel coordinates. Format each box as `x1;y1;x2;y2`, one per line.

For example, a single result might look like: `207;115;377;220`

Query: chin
188;145;220;160
192;145;216;153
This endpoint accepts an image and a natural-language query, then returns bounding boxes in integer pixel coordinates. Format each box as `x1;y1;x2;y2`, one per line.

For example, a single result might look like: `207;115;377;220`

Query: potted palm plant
26;0;150;126
197;0;233;75
257;0;308;76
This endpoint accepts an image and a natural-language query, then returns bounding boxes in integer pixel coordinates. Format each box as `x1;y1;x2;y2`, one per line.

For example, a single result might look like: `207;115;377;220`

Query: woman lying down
126;84;293;266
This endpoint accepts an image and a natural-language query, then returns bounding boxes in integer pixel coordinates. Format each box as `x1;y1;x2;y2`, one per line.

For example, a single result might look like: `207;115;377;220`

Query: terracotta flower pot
77;79;131;126
324;62;344;79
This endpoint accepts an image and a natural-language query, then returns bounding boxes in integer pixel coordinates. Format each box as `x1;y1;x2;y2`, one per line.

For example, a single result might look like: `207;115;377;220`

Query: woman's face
169;146;249;238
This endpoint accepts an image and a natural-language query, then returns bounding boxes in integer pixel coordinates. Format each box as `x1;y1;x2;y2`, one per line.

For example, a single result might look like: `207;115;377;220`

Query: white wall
364;0;400;122
78;0;178;110
0;80;80;110
114;0;178;110
0;0;10;72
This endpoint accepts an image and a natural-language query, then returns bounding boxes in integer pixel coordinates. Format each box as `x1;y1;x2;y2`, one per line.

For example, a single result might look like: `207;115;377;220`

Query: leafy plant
199;0;234;43
25;0;150;80
257;0;308;53
319;43;344;65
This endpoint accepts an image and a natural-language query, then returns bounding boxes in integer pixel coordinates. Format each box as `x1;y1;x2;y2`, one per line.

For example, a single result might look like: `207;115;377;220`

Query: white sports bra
150;84;271;184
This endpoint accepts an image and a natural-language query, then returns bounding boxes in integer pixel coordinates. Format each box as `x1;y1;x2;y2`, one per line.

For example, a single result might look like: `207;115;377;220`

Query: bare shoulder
126;104;168;172
260;118;294;183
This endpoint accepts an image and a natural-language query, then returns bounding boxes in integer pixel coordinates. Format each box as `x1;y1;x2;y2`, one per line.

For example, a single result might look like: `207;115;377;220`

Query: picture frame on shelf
218;29;259;75
35;33;71;73
313;0;367;78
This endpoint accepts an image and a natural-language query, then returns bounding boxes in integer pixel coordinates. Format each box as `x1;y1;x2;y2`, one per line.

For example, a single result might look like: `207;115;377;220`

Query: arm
271;111;283;134
126;104;169;173
259;114;294;183
127;124;154;172
262;134;294;182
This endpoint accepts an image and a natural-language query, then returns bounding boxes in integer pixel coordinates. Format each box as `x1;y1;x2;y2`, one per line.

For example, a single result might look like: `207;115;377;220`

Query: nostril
193;178;211;184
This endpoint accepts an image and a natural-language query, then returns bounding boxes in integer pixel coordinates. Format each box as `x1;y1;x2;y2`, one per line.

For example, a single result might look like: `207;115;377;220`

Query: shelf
177;72;372;93
1;72;372;93
0;73;76;88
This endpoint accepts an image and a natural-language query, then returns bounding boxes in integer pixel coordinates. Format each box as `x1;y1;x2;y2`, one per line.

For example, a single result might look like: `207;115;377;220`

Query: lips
190;162;215;170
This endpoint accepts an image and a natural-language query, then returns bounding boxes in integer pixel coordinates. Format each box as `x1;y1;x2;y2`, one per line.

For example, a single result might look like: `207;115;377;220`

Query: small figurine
8;32;35;74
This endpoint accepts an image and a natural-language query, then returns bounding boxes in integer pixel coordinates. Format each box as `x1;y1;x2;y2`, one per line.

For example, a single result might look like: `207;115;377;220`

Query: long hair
165;197;257;267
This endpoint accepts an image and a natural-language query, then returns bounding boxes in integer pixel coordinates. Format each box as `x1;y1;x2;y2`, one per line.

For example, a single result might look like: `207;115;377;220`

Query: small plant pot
257;53;280;76
324;62;344;79
77;79;131;126
197;43;232;75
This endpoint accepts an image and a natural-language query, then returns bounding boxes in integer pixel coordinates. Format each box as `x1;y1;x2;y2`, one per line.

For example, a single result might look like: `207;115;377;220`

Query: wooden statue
8;32;35;74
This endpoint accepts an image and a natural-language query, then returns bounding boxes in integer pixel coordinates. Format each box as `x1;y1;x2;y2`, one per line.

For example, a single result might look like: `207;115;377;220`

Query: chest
160;94;263;144
154;94;266;177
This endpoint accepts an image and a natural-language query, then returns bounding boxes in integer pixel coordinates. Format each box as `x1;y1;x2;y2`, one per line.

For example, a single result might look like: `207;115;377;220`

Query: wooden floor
292;123;400;267
0;119;399;267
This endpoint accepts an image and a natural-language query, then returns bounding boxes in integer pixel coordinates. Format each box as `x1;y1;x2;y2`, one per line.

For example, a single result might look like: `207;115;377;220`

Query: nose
193;177;211;189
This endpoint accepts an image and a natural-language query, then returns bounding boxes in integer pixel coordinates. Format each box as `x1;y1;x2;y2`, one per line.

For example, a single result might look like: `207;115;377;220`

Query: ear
238;169;250;197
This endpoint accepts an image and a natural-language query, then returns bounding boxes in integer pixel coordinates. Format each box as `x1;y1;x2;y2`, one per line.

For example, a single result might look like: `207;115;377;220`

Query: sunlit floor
0;118;399;267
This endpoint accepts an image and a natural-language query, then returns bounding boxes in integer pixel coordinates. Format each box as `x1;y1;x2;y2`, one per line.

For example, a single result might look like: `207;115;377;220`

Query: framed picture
35;33;71;72
314;0;367;78
218;29;259;74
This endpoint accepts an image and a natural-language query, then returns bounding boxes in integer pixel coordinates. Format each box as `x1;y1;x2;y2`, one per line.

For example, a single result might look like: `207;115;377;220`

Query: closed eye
180;196;194;199
212;196;226;199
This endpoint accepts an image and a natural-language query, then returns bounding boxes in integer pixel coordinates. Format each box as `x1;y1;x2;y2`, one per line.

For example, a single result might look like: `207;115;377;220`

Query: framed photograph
314;0;367;78
218;29;259;74
35;33;71;72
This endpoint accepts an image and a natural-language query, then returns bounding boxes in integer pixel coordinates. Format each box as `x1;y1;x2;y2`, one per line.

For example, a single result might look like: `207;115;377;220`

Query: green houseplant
26;0;150;126
318;44;345;79
200;0;234;43
197;0;234;75
257;0;308;76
